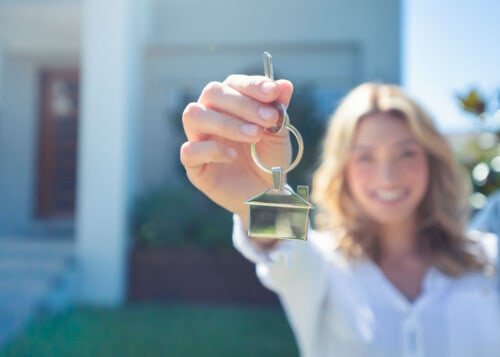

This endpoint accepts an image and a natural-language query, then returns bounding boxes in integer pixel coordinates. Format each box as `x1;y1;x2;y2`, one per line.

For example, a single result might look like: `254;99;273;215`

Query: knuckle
200;81;224;101
179;142;195;167
223;74;238;84
182;102;203;126
179;141;190;155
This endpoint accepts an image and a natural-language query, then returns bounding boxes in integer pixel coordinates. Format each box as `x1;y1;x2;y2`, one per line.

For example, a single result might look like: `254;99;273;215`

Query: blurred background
0;0;498;355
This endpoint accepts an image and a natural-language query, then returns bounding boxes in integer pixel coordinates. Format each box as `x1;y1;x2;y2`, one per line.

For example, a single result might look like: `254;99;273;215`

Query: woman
180;76;499;357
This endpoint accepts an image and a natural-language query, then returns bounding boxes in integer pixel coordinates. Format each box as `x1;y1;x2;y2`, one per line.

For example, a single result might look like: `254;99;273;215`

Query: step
0;237;77;347
0;257;69;277
0;239;74;258
0;278;52;301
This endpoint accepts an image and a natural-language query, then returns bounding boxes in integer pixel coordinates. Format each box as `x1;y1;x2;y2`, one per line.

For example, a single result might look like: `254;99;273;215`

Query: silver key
263;52;288;134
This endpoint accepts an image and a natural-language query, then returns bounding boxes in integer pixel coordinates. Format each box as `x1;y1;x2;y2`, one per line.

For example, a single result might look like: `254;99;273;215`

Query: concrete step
22;219;75;239
0;239;73;257
0;238;77;348
0;278;52;295
0;257;68;276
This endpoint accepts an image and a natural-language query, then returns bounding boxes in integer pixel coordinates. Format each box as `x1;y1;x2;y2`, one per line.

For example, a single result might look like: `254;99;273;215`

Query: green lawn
1;303;298;357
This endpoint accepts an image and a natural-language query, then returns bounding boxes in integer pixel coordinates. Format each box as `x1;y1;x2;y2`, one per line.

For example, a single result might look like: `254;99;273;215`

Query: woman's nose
377;160;399;183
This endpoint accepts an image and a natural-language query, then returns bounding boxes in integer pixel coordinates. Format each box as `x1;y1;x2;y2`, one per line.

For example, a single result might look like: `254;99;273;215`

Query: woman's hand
180;75;294;228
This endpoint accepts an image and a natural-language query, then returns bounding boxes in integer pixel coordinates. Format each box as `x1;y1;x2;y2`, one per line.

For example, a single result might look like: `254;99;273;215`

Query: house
0;0;401;307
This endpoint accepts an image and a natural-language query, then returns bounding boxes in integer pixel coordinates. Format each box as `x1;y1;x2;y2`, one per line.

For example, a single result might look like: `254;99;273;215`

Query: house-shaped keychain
245;168;314;240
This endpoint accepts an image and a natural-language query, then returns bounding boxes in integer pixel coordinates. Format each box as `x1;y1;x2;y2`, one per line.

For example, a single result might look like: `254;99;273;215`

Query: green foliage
454;86;500;209
132;184;233;249
457;88;486;116
455;133;500;202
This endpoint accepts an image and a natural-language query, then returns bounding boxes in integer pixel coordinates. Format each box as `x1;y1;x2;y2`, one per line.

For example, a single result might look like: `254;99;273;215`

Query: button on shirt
232;216;500;357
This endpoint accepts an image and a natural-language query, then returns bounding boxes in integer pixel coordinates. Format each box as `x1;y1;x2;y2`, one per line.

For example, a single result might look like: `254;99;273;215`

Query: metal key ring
265;103;288;134
250;122;304;174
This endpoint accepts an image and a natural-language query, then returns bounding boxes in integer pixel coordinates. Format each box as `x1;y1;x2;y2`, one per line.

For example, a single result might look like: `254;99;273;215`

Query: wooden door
36;69;79;218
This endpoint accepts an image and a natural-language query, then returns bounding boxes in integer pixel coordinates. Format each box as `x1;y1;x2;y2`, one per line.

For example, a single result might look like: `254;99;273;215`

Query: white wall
151;0;400;83
0;3;81;56
0;56;38;234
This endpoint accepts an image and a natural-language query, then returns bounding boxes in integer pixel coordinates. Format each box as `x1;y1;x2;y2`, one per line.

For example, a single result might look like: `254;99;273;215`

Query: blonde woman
180;76;499;357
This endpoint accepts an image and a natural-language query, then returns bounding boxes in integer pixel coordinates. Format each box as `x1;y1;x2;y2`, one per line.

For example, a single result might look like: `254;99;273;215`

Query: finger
180;140;237;173
198;80;281;128
183;102;266;142
223;75;294;108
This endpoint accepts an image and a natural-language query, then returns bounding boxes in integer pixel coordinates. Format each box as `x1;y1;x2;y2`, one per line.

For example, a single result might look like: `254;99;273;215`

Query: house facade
0;0;401;305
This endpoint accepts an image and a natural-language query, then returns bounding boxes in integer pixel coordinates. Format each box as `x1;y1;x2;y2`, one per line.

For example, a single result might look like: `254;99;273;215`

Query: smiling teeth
376;189;404;201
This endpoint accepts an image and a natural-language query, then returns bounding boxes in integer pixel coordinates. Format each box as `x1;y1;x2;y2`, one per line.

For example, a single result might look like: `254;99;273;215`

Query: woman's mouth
373;188;406;202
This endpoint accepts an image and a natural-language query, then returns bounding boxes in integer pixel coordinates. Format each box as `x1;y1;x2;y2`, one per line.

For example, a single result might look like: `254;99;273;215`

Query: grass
0;303;298;357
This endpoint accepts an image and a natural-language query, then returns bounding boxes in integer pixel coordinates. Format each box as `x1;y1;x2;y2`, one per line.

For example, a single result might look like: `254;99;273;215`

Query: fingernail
258;106;275;120
261;81;276;94
226;148;238;158
241;124;259;136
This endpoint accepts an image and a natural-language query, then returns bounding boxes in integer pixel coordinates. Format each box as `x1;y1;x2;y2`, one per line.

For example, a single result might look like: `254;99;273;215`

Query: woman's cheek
349;165;374;186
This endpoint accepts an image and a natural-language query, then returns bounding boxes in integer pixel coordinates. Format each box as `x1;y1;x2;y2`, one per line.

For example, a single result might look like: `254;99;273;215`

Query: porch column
0;44;3;110
77;0;145;305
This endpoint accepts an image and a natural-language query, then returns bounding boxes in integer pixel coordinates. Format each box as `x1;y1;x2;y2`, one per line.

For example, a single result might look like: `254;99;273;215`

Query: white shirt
232;215;500;357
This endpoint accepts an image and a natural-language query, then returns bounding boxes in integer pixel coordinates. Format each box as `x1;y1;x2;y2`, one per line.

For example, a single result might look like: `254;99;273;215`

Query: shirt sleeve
232;214;331;355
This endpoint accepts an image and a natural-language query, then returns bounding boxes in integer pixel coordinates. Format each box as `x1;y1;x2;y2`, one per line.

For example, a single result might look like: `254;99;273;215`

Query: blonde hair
311;83;487;276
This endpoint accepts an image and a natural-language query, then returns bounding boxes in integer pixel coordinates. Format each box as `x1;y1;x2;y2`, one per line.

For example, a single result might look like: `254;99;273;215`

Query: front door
36;69;79;218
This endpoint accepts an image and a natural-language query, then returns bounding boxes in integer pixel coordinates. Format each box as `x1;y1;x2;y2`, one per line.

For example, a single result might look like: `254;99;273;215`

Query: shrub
132;184;233;249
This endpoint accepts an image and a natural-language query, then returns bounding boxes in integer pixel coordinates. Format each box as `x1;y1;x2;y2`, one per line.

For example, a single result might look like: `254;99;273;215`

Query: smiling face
346;112;430;230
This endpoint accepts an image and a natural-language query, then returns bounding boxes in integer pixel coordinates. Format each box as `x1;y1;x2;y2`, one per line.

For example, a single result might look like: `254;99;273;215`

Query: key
263;52;288;134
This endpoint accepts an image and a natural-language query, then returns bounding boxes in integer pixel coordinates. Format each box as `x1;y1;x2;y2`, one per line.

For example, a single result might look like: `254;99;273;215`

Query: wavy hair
311;83;488;276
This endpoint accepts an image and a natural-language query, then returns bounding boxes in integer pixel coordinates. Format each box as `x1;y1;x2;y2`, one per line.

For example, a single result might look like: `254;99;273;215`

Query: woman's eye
356;155;372;163
401;150;417;158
